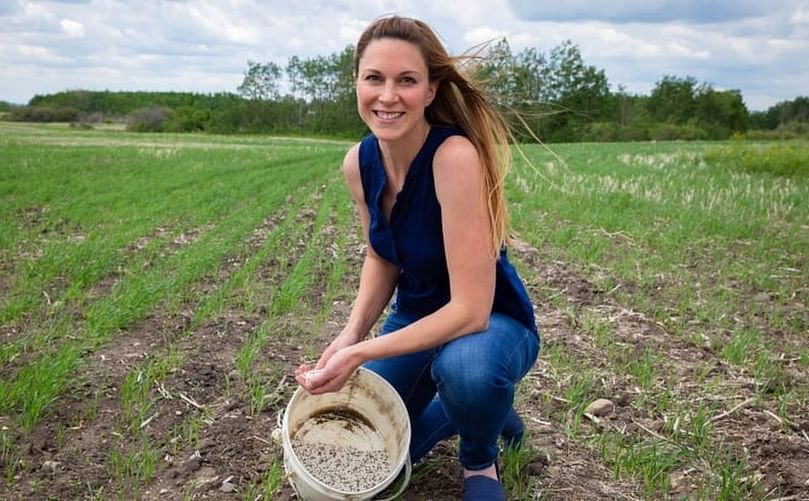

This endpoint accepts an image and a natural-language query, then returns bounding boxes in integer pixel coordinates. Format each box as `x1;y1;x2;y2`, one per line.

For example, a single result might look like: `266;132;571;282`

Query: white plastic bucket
280;367;412;500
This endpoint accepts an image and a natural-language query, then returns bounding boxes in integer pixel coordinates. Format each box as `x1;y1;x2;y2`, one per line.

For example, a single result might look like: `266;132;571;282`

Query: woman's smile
374;110;405;121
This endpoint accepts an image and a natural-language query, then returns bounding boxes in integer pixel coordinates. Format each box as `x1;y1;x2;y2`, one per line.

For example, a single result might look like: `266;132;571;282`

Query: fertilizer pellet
292;440;392;493
302;369;323;385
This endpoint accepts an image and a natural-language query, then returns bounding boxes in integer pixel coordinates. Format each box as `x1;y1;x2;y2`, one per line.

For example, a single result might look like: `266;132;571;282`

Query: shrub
584;122;651;142
648;123;708;141
8;106;80;122
126;107;171;132
705;142;809;177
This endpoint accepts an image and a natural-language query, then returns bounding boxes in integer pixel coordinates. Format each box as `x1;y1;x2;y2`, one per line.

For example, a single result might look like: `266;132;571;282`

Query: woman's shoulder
433;133;478;169
342;142;361;179
343;142;365;202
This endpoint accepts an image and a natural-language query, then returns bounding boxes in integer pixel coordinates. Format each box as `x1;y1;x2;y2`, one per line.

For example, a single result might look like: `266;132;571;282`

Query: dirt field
2;229;807;500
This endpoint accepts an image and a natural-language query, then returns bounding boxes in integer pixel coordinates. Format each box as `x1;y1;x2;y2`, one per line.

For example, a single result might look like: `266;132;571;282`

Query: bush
745;121;809;141
126;107;171;132
705;142;809;177
745;129;800;141
79;111;105;124
648;123;708;141
8;106;80;122
584;122;651;142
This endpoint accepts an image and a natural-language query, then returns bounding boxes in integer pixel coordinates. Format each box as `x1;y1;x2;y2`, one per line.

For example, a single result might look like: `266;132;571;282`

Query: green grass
510;140;809;378
705;141;809;177
600;432;684;498
1;431;22;487
107;434;160;496
242;459;285;500
0;124;347;429
501;440;545;500
509;139;807;499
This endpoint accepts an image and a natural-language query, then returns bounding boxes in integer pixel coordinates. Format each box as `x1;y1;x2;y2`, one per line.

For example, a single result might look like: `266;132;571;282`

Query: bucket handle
374;454;412;501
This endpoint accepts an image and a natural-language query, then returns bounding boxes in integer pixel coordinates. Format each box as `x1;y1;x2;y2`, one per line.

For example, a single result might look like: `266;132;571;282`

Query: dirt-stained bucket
280;367;411;500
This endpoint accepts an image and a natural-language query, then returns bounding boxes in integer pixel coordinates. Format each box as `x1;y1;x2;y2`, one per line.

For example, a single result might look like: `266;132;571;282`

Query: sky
1;0;807;111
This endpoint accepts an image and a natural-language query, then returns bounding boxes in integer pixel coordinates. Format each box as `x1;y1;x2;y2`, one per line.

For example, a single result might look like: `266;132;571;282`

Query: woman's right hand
294;329;362;391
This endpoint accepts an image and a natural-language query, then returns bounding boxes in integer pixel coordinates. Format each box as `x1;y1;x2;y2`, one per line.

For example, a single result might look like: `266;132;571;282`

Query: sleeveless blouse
358;126;537;334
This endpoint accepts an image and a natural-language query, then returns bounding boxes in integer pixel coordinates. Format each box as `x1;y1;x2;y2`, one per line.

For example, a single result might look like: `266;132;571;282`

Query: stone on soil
584;398;615;417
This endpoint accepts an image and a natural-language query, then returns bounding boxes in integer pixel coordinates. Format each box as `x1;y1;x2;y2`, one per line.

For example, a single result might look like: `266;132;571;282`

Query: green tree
694;87;748;136
541;40;611;141
237;61;282;100
645;75;698;124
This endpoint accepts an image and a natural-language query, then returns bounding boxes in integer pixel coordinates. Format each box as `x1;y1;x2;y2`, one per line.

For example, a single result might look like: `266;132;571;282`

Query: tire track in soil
510;240;809;498
0;209;291;501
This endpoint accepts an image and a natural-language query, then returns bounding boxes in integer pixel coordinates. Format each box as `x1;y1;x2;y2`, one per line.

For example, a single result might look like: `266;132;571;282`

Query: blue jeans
364;308;540;470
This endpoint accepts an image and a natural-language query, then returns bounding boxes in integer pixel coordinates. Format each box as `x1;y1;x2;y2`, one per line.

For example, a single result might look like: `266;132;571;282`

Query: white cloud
789;6;809;24
463;26;509;46
17;45;56;60
60;18;85;38
507;0;773;23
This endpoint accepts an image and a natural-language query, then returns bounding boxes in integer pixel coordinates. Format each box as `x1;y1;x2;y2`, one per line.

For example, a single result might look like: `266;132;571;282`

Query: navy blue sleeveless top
358;126;537;334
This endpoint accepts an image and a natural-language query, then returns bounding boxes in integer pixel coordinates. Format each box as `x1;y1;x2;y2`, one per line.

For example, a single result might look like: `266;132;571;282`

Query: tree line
3;40;807;142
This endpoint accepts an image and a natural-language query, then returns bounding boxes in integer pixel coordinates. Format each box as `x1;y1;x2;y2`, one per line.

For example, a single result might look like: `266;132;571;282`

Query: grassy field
1;122;807;500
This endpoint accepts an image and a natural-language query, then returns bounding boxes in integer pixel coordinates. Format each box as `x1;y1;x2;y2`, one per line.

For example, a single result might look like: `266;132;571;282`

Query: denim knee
430;313;538;469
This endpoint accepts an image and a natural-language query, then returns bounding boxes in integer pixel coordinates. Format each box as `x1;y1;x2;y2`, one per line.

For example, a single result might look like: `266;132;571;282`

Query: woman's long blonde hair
354;15;512;255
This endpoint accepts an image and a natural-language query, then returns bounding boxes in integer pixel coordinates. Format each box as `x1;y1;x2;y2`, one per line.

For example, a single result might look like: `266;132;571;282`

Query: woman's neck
377;121;431;180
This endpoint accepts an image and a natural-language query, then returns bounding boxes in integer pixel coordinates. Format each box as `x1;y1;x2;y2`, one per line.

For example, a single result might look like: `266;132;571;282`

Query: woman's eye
401;77;416;84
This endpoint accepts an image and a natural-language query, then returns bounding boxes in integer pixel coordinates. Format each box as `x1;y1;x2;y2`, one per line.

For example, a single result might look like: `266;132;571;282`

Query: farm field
1;122;807;500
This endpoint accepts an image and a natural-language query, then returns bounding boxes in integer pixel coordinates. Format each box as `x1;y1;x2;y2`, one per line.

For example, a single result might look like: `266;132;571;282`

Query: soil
1;224;807;500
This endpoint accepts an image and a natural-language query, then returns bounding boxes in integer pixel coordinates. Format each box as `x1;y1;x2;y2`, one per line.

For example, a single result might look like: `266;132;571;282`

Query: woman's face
355;38;436;143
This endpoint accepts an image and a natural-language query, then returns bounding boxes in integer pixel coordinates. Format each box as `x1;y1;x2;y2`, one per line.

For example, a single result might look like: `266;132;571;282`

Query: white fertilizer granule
292;440;392;493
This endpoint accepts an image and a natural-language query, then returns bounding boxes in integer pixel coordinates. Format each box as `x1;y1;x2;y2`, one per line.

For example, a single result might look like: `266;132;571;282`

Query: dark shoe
501;407;524;448
463;474;506;501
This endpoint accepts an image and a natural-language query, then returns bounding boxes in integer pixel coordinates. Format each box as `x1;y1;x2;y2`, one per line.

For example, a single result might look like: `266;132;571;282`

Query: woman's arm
295;144;399;384
302;136;497;394
340;143;400;341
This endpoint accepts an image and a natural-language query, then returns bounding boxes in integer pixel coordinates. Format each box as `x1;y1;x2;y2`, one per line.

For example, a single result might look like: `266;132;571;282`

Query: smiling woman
293;15;540;501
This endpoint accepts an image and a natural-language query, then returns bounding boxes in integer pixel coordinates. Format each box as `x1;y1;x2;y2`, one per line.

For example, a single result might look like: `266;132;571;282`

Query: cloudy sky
1;0;807;111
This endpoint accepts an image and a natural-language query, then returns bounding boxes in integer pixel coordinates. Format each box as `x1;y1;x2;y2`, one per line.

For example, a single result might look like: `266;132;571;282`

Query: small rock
526;462;545;476
584;398;615;417
271;428;283;444
220;482;237;493
194;466;219;490
42;460;60;472
753;292;769;303
179;451;202;474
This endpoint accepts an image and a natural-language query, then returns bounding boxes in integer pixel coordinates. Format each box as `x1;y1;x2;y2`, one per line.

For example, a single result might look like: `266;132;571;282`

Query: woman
295;15;540;500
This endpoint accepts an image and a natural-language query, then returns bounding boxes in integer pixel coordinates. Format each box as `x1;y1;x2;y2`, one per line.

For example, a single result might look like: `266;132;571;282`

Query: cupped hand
294;344;363;394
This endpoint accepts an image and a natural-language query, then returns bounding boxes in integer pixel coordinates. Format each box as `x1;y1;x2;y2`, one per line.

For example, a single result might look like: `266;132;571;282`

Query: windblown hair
354;15;512;255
